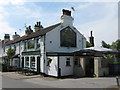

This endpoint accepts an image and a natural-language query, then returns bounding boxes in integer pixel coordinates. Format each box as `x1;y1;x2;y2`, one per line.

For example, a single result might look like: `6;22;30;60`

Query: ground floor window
31;57;35;68
14;60;19;67
74;58;78;66
47;58;52;66
66;57;71;66
25;57;29;67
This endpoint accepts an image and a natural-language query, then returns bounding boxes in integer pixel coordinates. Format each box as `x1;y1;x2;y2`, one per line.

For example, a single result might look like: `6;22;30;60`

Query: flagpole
71;7;75;24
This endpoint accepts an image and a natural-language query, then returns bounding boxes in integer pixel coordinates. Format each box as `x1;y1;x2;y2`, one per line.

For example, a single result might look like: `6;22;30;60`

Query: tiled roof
3;23;61;46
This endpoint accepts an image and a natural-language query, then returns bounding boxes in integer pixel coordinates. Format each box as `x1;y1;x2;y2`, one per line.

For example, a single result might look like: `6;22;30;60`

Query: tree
6;48;15;66
86;41;91;48
110;40;120;58
101;40;120;59
111;40;120;50
7;48;15;59
101;41;110;48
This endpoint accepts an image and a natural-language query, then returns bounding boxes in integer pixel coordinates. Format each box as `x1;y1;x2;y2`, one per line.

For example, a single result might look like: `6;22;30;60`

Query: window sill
66;65;71;67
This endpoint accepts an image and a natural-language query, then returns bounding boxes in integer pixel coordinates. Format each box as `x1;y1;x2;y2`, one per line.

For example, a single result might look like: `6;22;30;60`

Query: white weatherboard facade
1;9;86;77
45;25;86;53
59;56;73;76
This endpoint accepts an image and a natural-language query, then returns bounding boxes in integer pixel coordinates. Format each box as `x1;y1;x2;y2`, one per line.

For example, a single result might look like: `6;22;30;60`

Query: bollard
116;76;120;87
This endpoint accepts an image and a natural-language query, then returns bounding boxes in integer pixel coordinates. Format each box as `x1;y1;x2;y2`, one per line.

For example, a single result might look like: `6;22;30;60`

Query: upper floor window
36;38;40;49
3;47;5;54
27;38;35;49
24;41;27;50
14;45;16;51
60;26;76;47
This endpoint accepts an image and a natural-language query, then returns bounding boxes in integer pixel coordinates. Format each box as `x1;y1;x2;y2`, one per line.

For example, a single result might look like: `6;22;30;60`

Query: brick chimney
4;34;10;43
25;26;33;35
62;9;71;16
34;21;43;32
12;32;20;40
89;31;94;47
61;9;74;26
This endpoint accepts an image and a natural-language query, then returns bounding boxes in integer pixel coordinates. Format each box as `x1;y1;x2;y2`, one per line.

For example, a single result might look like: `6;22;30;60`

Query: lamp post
116;76;120;87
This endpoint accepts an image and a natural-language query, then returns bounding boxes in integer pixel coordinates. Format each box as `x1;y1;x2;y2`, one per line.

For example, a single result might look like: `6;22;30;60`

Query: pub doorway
37;56;40;74
85;58;94;77
21;57;24;68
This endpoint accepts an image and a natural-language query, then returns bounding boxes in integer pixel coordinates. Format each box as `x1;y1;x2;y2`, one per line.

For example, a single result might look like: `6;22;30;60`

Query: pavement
1;72;120;89
1;72;41;80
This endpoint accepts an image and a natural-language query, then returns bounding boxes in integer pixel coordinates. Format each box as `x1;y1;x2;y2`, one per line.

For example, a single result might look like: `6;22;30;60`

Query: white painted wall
2;42;21;57
59;56;73;76
46;56;58;77
20;41;24;54
45;24;86;53
61;15;73;26
39;36;45;73
20;36;45;73
0;41;2;63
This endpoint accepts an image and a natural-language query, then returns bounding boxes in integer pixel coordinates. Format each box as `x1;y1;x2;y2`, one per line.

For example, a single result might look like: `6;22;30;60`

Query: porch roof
74;46;118;54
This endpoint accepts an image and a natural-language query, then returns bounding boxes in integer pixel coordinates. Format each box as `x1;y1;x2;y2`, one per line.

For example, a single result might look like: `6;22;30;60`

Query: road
0;72;119;89
2;75;54;88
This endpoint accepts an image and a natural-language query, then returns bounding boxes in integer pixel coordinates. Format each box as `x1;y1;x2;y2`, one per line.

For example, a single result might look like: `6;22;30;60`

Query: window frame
60;26;77;47
66;57;71;66
30;57;35;69
25;57;29;67
36;38;40;49
27;38;35;49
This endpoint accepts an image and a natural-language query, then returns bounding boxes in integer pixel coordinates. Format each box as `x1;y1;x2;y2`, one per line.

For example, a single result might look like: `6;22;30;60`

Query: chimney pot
37;22;39;26
91;31;93;37
89;31;94;47
39;22;41;26
62;9;71;16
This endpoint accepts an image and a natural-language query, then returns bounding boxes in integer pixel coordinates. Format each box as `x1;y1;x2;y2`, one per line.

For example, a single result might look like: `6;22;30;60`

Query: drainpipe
43;34;46;76
19;42;21;67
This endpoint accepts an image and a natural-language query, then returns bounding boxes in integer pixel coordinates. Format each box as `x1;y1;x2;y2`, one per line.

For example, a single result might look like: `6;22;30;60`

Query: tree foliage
101;41;110;48
110;40;120;50
86;41;91;48
101;40;120;50
101;40;120;59
6;48;15;59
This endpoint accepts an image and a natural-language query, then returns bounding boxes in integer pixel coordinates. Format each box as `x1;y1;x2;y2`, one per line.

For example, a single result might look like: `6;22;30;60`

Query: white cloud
0;1;118;47
0;21;16;40
0;0;26;40
0;2;60;40
23;0;119;2
0;0;25;5
76;3;118;46
76;2;93;9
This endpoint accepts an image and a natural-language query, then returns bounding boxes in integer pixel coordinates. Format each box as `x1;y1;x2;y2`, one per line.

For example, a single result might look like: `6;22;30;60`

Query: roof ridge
3;23;61;46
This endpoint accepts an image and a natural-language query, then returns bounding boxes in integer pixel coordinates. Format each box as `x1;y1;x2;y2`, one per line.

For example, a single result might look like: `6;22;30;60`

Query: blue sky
0;0;119;46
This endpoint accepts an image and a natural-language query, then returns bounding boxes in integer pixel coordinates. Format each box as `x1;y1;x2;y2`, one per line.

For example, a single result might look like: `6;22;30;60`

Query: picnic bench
16;67;36;76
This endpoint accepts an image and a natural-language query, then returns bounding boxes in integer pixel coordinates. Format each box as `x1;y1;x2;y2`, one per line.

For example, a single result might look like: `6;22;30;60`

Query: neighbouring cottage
1;9;86;77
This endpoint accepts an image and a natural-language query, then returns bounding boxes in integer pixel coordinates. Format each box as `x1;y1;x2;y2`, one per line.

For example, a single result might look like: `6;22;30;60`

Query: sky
0;0;119;46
